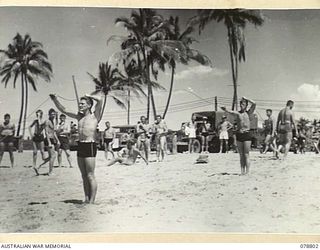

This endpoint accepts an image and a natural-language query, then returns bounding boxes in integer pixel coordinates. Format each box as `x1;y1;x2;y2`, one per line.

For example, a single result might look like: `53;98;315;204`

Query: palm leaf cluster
0;33;52;136
190;9;264;110
109;8;212;121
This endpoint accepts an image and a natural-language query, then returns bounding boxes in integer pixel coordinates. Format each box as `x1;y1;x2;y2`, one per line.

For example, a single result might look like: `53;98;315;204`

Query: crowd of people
0;93;319;204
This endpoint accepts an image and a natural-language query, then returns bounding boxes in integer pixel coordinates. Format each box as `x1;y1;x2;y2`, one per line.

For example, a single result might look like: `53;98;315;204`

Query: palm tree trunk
228;27;238;111
22;74;28;138
99;94;107;123
127;89;130;125
150;85;157;120
162;64;175;119
16;74;25;137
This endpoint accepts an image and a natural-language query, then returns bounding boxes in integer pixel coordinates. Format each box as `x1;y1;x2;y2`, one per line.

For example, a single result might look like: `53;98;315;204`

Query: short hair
156;115;162;119
105;121;110;124
140;116;146;120
286;100;294;106
48;108;56;114
240;99;248;106
80;96;93;108
266;109;272;113
4;113;10;119
36;109;43;116
60;114;66;118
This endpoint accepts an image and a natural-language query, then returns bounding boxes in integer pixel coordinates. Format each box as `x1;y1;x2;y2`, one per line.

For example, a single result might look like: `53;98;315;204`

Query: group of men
104;114;169;166
262;100;297;159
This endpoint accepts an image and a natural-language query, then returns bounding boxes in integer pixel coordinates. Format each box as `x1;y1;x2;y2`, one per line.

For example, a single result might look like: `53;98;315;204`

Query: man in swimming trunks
153;115;168;162
262;109;277;154
57;114;73;168
103;121;115;160
107;140;148;166
37;108;60;175
0;114;15;168
136;116;151;162
221;96;256;175
29;110;48;171
218;115;233;153
50;93;102;204
276;100;296;159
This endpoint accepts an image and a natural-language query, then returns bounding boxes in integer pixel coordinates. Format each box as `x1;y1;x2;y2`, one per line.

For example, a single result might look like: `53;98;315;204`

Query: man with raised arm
50;93;102;204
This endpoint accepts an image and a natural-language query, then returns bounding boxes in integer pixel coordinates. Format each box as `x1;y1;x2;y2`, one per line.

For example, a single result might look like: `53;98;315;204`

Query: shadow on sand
208;172;241;177
0;165;11;168
61;199;84;204
28;201;48;205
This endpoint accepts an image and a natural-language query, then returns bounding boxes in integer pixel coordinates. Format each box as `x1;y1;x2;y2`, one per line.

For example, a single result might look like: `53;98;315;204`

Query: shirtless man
57;114;73;168
153;115;168;162
103;121;115;160
262;109;277;154
37;108;60;175
50;93;102;204
0;114;15;168
29;110;47;170
218;115;233;153
107;140;148;166
136;116;151;162
276;100;296;159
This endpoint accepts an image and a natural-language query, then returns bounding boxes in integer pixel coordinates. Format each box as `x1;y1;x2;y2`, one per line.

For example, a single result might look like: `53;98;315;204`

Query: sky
1;7;320;133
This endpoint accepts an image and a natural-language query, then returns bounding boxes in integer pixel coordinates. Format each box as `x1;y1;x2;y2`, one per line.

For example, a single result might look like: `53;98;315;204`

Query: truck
176;110;258;153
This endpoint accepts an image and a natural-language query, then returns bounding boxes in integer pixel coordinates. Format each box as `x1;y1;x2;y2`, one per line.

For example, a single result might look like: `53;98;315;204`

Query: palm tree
162;16;212;118
117;59;147;124
0;33;52;137
88;61;127;122
190;9;264;110
110;9;187;120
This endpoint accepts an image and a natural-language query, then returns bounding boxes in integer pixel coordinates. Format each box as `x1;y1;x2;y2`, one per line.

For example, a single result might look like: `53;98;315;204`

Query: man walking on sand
136;116;151;163
218;115;233;153
0;114;15;168
50;93;102;204
262;109;277;155
153;115;168;162
276;100;296;159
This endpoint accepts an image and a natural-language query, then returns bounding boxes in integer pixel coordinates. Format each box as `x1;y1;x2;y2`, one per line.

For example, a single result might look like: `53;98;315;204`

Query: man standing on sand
0;114;15;168
276;100;296;159
107;140;148;166
50;93;102;204
262;109;277;155
153;115;168;162
136;116;151;163
103;121;115;160
57;114;73;168
218;115;233;153
36;108;60;176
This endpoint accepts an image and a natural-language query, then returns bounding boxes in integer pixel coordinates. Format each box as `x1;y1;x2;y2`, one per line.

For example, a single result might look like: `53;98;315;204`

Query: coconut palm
162;16;212;118
0;33;52;137
88;61;127;122
190;9;264;110
110;8;187;120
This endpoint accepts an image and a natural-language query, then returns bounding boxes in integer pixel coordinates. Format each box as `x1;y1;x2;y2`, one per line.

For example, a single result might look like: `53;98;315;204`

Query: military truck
176;110;258;153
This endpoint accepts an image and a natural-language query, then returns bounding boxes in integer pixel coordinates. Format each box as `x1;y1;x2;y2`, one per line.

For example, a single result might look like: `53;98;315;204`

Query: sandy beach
0;150;319;233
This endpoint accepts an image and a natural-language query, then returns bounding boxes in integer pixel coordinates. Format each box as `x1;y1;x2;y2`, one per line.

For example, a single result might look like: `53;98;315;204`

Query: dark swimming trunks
236;131;252;142
58;136;70;150
104;138;113;145
32;134;45;143
77;142;97;158
44;138;57;147
1;135;14;144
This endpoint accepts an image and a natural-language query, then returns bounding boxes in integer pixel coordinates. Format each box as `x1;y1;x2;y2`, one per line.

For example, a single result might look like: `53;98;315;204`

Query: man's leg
144;140;150;162
48;147;56;175
107;157;122;166
243;140;252;174
236;141;245;175
58;148;63;168
77;157;90;203
0;142;4;165
283;133;292;159
8;142;14;168
219;139;223;153
201;136;205;153
225;139;229;153
83;157;97;204
64;149;73;167
263;135;270;154
160;136;166;161
32;142;38;168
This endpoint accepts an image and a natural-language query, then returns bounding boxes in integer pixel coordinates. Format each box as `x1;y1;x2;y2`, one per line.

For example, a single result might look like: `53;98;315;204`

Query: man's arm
85;94;103;120
291;112;296;132
49;94;79;119
276;111;281;132
243;97;256;115
220;106;238;115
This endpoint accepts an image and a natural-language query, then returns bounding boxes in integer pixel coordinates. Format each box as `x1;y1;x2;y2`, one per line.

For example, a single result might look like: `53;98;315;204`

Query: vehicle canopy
192;110;258;131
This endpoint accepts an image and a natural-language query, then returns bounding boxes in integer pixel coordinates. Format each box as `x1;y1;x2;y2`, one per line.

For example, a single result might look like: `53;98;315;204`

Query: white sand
0;150;319;233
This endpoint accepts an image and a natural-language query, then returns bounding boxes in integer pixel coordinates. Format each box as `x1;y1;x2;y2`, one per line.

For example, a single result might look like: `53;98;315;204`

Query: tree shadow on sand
208;172;241;177
28;201;48;205
0;165;11;168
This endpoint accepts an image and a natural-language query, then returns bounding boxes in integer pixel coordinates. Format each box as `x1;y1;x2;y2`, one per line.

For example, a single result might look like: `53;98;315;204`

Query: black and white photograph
0;3;320;234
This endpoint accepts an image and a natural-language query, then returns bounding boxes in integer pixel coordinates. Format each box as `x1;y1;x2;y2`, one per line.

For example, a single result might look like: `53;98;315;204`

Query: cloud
291;83;320;101
174;65;228;80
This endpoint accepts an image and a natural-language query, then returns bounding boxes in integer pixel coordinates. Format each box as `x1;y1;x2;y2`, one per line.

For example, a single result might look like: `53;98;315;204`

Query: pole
215;96;218;111
72;75;80;110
